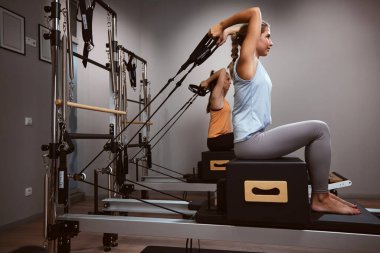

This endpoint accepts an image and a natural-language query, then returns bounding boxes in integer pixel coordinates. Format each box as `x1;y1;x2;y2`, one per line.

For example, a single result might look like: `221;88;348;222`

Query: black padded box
200;151;235;181
226;157;310;227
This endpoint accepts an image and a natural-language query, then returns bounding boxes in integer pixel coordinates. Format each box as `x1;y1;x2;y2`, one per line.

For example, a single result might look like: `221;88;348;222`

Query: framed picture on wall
39;24;51;63
0;6;25;55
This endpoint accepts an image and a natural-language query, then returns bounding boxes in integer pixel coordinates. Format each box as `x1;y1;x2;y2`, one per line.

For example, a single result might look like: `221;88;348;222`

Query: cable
122;177;186;201
126;94;199;185
151;93;198;150
150;93;197;144
78;73;179;175
151;162;185;177
129;161;186;183
96;150;187;186
182;191;188;200
130;93;197;161
79;66;193;175
95;69;197;184
124;65;196;150
126;93;198;183
78;33;218;175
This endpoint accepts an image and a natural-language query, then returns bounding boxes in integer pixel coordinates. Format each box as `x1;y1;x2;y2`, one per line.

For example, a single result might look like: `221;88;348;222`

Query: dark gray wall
0;0;51;227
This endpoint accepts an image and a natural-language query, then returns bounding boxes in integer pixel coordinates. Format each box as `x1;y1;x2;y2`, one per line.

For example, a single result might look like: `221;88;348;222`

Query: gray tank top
232;61;272;143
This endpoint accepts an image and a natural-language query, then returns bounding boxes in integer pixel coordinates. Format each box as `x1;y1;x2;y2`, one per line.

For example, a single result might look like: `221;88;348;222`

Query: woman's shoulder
234;59;260;83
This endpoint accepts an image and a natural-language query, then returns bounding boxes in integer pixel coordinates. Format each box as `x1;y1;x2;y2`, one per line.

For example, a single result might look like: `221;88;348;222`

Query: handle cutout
252;187;280;196
210;160;229;171
244;181;288;203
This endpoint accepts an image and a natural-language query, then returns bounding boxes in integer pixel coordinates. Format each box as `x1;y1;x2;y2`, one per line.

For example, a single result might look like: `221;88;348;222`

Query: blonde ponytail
227;25;247;77
228;33;240;77
227;21;269;78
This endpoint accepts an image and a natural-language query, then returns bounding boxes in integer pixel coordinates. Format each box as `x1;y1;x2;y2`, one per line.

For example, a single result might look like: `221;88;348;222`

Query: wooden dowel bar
56;100;126;115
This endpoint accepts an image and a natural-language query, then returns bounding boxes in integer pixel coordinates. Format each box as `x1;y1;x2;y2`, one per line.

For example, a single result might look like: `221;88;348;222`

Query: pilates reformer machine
41;1;380;253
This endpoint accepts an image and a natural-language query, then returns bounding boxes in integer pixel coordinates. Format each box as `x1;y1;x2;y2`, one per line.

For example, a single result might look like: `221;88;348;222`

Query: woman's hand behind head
209;23;227;46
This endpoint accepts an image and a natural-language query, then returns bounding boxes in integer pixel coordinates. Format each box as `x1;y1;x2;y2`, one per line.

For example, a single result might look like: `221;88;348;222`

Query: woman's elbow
218;68;227;78
248;7;261;16
220;68;227;74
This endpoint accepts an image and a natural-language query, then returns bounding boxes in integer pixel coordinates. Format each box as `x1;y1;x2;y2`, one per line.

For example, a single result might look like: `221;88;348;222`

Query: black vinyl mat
195;203;380;235
141;246;258;253
309;203;380;234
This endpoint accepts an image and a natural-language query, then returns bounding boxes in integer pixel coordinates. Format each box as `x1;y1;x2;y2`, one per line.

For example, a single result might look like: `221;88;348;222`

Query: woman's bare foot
328;192;358;209
311;193;361;215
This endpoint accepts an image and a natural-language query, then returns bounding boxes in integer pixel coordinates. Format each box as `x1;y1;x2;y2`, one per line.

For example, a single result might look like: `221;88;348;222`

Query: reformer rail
58;213;380;253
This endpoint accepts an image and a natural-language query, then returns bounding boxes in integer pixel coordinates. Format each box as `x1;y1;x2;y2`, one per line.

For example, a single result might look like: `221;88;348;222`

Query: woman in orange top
200;68;233;151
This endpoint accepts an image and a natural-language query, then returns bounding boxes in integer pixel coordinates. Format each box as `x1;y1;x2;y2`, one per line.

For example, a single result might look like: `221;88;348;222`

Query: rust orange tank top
208;99;233;138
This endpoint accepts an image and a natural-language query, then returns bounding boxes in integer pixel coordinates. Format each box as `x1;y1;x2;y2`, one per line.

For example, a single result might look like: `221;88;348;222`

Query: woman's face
256;27;273;57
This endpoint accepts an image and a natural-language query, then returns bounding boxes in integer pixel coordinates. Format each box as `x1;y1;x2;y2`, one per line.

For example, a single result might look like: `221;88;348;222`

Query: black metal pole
94;170;99;214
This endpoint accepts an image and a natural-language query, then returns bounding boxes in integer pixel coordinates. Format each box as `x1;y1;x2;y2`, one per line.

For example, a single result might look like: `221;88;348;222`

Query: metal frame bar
119;45;147;64
94;0;116;17
366;208;380;214
45;1;61;252
328;180;352;190
132;181;216;192
72;51;110;71
102;198;196;215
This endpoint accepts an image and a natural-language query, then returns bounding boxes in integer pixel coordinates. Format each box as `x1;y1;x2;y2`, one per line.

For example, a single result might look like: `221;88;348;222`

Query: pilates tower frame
43;0;152;251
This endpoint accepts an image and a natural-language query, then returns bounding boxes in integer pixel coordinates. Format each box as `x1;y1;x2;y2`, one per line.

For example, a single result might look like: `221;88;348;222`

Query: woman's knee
311;120;330;138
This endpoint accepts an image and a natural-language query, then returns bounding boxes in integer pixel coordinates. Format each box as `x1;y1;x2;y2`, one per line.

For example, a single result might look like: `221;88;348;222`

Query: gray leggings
234;120;331;193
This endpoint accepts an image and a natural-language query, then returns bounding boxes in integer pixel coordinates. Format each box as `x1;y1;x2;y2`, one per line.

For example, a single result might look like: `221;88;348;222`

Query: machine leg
103;233;118;252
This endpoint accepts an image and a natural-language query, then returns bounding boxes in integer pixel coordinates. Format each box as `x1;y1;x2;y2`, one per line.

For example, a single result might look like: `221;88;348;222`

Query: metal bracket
41;143;60;159
47;220;79;241
46;221;80;253
120;184;134;197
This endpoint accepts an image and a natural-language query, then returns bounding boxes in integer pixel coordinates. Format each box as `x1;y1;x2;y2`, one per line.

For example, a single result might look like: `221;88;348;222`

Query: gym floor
0;195;379;253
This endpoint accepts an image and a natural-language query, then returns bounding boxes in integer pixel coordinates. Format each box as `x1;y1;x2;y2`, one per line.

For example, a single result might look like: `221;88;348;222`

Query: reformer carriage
41;1;380;253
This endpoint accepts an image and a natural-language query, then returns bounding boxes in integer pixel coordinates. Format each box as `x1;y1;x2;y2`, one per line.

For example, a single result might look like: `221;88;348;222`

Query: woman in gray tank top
208;7;360;215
